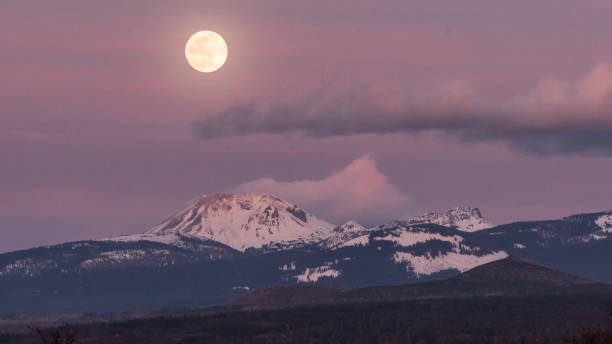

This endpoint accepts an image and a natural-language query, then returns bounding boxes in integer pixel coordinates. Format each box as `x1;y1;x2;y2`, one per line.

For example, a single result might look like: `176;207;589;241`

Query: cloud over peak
231;155;411;225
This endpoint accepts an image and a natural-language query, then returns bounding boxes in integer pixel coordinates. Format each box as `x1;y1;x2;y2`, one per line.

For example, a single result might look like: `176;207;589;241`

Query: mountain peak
145;193;336;251
333;221;368;233
448;206;483;218
407;206;492;232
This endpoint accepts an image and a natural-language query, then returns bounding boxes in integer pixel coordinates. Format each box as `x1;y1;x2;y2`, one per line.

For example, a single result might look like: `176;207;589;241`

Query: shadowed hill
228;285;349;310
231;256;612;310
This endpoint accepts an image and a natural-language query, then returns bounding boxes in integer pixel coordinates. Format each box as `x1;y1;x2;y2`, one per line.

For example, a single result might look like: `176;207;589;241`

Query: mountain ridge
105;193;495;252
1;192;611;314
406;206;493;232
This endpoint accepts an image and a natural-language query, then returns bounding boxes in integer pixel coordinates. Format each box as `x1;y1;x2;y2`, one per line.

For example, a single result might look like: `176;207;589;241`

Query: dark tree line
8;295;612;343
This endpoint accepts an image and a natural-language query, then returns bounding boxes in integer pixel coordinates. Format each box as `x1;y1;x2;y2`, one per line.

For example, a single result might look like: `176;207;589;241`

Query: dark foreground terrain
3;258;612;343
3;295;612;344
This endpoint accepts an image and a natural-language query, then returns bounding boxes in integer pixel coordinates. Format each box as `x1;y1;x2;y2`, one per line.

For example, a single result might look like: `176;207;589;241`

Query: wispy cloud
194;62;612;156
231;155;411;225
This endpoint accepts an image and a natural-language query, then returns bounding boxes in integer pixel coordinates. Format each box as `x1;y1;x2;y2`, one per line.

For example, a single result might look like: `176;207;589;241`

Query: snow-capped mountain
406;206;493;232
104;195;492;252
113;193;335;252
1;193;610;315
86;196;500;271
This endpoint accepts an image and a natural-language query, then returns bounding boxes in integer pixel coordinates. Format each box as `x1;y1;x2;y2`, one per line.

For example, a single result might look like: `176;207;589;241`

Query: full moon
185;31;228;73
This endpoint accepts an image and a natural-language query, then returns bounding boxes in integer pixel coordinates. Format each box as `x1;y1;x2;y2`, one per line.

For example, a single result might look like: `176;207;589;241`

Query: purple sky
2;1;612;252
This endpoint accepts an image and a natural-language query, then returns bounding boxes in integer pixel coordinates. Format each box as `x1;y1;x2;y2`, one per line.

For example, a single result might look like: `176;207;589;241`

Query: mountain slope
320;221;371;249
144;193;335;251
0;195;504;280
0;238;236;278
231;256;612;310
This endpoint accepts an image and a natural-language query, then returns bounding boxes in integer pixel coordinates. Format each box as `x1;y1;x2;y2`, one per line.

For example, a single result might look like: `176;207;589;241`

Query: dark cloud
193;63;612;156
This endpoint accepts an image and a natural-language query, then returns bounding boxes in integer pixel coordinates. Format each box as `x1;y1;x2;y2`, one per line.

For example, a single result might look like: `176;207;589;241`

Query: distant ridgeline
0;193;611;314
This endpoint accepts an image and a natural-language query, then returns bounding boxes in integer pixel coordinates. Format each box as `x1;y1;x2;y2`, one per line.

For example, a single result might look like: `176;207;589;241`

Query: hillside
231;256;612;310
6;258;612;343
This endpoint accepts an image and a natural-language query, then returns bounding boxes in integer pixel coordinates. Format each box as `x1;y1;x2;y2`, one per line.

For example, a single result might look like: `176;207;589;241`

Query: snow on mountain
0;258;58;277
367;221;507;277
296;262;341;283
374;226;464;248
335;221;368;233
406;206;493;232
102;197;493;254
576;212;612;242
321;206;493;250
595;213;612;233
101;232;183;246
145;193;336;252
393;251;508;277
322;221;371;249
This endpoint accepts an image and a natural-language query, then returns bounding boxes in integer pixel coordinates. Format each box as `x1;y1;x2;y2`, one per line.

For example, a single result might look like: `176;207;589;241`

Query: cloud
231;155;411;225
193;62;612;156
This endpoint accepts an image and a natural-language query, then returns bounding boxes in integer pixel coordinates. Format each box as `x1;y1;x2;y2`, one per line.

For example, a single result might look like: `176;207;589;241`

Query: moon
185;31;228;73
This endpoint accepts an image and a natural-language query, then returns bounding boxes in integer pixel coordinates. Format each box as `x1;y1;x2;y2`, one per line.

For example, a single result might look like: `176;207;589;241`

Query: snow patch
579;233;608;242
295;261;341;283
79;249;176;269
336;235;370;248
80;250;147;268
98;232;183;245
231;286;251;292
513;243;526;249
393;251;508;277
375;231;463;248
595;214;612;233
295;265;341;283
324;221;371;249
0;259;57;277
279;261;297;271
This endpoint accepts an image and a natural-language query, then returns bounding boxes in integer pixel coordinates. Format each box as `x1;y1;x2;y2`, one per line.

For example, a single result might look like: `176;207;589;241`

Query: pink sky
1;1;612;252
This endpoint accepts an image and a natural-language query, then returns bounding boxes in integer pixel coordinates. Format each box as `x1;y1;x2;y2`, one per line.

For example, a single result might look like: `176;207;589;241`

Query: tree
28;326;77;344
